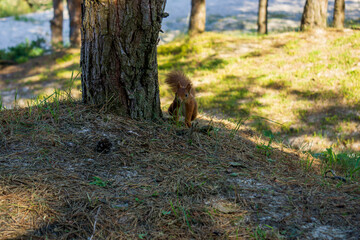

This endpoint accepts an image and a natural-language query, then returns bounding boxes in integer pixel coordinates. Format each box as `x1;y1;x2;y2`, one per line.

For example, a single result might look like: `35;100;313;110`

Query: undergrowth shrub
315;147;360;181
0;38;46;63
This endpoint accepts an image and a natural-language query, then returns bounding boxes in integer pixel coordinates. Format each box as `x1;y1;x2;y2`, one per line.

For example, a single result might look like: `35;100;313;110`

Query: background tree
50;0;63;45
50;0;81;47
189;0;206;36
81;0;166;120
333;0;345;29
258;0;268;34
67;0;81;46
300;0;329;31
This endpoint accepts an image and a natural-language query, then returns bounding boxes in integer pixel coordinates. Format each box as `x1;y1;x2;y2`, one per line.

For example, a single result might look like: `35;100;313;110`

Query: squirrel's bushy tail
165;71;193;93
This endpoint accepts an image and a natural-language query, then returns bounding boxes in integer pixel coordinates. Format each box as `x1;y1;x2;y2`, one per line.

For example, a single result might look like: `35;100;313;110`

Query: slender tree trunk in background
189;0;206;36
258;0;268;34
81;0;166;120
50;0;63;45
67;0;81;47
333;0;345;29
300;0;328;31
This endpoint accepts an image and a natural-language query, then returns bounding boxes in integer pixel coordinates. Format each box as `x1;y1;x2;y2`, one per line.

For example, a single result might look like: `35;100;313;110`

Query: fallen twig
88;206;101;240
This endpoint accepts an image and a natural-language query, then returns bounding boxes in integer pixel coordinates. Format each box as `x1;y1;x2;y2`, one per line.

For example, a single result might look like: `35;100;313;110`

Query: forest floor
0;29;360;239
0;99;359;239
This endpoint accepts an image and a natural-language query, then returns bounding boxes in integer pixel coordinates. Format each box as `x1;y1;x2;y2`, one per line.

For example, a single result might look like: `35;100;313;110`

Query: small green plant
251;225;280;240
256;130;274;157
28;89;66;123
89;176;108;187
213;127;221;155
169;200;178;218
161;210;171;216
230;118;246;139
0;96;4;111
151;191;159;197
169;200;193;232
284;39;300;56
323;147;337;168
252;225;267;240
317;147;360;181
56;53;75;64
0;38;46;63
135;197;144;204
138;233;147;239
14;88;18;108
14;15;36;22
181;206;192;231
300;154;315;172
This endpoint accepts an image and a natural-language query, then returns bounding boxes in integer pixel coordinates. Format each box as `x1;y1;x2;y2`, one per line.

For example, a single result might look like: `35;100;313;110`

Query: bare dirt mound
0;102;359;239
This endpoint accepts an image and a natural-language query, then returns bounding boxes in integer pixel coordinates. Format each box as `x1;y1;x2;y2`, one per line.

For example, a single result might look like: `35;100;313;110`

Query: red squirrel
165;71;198;127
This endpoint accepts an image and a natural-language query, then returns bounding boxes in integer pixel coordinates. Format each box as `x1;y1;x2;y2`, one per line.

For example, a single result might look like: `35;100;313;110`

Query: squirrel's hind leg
191;101;198;121
185;104;195;128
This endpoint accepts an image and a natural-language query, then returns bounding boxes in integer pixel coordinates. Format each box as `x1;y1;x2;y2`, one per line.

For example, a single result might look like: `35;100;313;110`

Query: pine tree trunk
333;0;345;29
50;0;63;45
300;0;329;31
189;0;206;36
258;0;268;34
81;0;166;120
67;0;81;47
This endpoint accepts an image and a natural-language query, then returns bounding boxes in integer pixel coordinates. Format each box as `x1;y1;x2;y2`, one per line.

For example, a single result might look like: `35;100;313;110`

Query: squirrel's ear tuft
177;82;181;89
186;84;192;91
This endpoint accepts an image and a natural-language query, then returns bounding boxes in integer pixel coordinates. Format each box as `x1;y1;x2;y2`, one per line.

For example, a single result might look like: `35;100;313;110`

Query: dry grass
0;100;359;239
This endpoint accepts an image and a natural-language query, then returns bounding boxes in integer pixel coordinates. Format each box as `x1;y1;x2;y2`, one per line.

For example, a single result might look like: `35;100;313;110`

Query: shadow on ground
1;102;359;239
0;49;81;108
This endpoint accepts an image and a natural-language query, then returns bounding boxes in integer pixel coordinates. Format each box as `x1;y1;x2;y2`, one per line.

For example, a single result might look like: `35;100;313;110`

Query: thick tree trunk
300;0;328;31
333;0;345;29
67;0;81;47
258;0;268;34
81;0;166;120
189;0;206;36
50;0;63;45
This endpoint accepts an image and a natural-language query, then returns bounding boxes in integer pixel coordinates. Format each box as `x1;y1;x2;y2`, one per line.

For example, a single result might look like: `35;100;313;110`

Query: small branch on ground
325;170;347;182
88;206;101;240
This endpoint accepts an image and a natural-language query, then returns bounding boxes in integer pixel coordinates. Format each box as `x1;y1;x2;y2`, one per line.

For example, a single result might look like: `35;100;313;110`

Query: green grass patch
0;0;52;18
332;31;360;48
158;32;255;73
157;30;360;161
56;53;79;64
283;39;300;56
0;38;46;63
314;148;360;181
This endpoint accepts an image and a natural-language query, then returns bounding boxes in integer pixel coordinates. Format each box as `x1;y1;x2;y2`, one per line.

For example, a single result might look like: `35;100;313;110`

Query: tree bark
333;0;345;29
189;0;206;36
81;0;166;120
258;0;268;34
300;0;329;31
67;0;81;47
50;0;64;45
